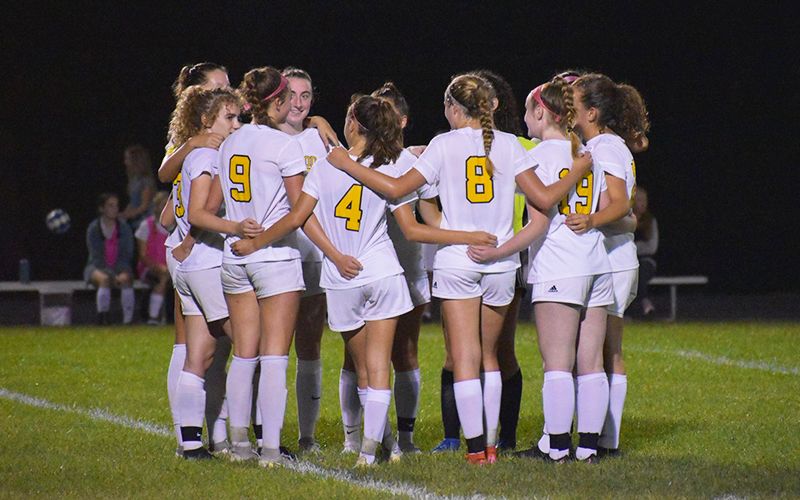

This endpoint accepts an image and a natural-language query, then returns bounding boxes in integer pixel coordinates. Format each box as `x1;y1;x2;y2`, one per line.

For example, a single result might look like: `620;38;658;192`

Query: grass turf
1;321;798;499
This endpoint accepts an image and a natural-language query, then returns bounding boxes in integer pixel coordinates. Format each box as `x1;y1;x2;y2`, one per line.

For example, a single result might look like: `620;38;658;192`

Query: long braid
448;75;497;177
541;76;581;158
476;92;496;177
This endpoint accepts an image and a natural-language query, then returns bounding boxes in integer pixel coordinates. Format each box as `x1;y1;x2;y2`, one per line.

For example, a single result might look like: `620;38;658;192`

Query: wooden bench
0;280;151;326
648;275;709;321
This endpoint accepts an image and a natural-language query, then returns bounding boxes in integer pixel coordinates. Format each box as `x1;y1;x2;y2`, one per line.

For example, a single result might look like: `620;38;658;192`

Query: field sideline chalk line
0;387;506;500
629;347;800;376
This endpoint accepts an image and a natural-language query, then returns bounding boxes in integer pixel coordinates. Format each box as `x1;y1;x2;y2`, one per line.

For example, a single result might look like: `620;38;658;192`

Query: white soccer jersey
585;134;638;272
295;128;329;263
386;149;439;281
526;140;611;283
217;124;306;264
413;127;534;273
302;154;415;290
172;148;224;272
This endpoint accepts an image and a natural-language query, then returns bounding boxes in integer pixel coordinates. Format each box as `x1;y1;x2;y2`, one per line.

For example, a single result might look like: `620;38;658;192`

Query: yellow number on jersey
173;173;185;218
629;160;637;208
557;168;594;215
304;155;317;173
465;156;494;203
335;184;363;231
229;155;252;202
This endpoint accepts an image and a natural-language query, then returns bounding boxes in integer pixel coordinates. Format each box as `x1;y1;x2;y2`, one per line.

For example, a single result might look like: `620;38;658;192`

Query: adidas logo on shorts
548;285;558;293
432;281;438;289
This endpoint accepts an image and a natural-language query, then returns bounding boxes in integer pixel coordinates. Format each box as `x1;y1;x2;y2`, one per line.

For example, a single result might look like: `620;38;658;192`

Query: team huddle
160;62;649;467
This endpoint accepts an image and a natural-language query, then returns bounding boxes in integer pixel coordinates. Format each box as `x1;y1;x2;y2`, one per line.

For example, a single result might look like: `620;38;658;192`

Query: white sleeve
513;138;536;176
134;220;150;242
411;138;443;185
278;138;307;177
593;145;626;181
301;161;321;200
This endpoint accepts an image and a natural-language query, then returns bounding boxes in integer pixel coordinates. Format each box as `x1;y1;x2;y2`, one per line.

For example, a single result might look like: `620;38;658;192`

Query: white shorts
431;269;516;307
531;273;614;309
166;249;179;282
301;261;324;298
607;269;639;318
326;274;414;332
175;266;229;322
406;274;431;307
222;260;305;299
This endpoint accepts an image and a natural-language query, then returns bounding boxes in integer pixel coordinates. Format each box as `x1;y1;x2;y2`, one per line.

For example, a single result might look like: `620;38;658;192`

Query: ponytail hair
168;86;240;148
574;73;650;141
446;74;497;176
237;66;291;129
469;69;524;136
172;62;227;100
534;76;582;158
349;95;404;169
371;82;409;118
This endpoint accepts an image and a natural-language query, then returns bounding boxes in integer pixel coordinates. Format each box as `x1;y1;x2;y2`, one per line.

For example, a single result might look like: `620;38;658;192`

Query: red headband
350;107;369;132
563;75;579;84
531;84;561;122
263;75;288;101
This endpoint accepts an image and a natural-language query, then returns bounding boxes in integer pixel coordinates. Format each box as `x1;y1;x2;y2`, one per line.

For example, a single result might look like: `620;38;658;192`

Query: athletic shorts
607;269;639;318
431;269;516;307
175;266;229;321
531;273;614;309
166;249;179;282
406;274;431;307
326;273;413;332
301;261;324;298
221;259;305;299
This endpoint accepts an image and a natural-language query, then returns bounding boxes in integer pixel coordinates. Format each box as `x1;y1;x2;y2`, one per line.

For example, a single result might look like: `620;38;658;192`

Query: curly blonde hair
168;86;239;148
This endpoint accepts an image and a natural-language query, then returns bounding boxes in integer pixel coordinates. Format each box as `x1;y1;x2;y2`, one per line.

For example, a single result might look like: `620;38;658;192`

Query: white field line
0;387;507;500
629;347;800;376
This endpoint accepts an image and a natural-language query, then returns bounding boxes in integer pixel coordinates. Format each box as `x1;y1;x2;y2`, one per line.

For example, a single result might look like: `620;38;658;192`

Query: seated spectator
84;193;135;325
136;191;171;325
120;144;156;231
633;187;658;316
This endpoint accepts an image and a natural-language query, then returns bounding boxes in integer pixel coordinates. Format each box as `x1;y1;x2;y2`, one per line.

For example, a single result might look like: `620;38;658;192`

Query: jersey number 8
229;155;252;202
335;184;363;231
557;169;593;215
465;156;494;203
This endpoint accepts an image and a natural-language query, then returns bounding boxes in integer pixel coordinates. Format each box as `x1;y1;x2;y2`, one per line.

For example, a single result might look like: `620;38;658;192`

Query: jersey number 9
335;184;363;231
465;157;494;203
229;155;252;202
557;169;594;215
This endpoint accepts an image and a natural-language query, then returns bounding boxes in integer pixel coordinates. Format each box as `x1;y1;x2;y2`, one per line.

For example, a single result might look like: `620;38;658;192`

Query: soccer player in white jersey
167;87;258;460
232;94;496;466
327;74;593;464
565;74;650;458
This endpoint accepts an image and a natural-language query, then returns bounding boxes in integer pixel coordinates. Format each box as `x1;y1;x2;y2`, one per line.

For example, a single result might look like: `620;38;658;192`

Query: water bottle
19;259;30;283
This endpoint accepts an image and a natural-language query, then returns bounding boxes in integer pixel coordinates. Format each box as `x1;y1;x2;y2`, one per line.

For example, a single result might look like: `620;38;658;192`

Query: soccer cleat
259;448;286;468
279;445;297;461
596;446;620;459
578;453;601;465
381;442;403;463
174;446;184;458
513;446;550;461
183;447;215;461
431;438;461;453
485;446;498;464
342;442;361;454
466;451;487;465
298;437;321;454
495;438;516;453
229;443;259;461
398;441;422;454
354;455;376;468
211;440;232;458
146;317;161;326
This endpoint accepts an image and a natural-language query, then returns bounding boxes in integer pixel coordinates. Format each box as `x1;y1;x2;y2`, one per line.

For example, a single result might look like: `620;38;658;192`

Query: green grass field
1;321;799;499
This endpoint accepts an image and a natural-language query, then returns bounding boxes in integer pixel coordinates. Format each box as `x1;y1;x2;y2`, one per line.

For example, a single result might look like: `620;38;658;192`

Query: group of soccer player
157;61;649;468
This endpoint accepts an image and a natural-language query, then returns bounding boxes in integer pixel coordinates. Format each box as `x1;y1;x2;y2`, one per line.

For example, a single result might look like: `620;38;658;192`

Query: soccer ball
46;209;71;234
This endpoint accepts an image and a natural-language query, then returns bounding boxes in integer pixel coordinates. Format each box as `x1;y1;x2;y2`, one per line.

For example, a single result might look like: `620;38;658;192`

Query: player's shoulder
394;149;418;174
184;147;217;171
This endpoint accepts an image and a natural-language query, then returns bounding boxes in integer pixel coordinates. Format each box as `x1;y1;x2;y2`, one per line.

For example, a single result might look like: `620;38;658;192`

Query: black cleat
183;447;216;460
496;438;516;453
596;446;620;459
279;445;297;461
513;446;550;461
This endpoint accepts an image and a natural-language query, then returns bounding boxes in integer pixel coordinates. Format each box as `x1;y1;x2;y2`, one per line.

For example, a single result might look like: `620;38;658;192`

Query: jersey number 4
465;157;494;203
335;184;363;231
229;155;252;202
173;173;185;218
557;169;593;215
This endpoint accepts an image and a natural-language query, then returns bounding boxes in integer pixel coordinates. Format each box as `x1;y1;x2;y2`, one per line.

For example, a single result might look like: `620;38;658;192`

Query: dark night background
1;2;797;295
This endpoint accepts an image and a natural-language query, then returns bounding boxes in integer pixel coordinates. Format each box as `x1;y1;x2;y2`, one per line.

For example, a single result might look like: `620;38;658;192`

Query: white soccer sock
362;387;391;458
97;287;111;313
255;395;263;449
296;358;322;440
227;356;257;445
121;288;135;324
454;379;484;440
543;371;574;459
339;369;362;445
599;373;627;449
168;344;186;447
178;371;206;451
148;292;164;320
357;387;368;407
213;406;228;446
576;372;610;460
258;355;289;452
483;371;502;447
394;369;420;446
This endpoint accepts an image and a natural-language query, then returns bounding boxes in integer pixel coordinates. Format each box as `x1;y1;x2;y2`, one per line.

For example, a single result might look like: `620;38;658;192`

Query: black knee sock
440;368;460;440
499;368;522;445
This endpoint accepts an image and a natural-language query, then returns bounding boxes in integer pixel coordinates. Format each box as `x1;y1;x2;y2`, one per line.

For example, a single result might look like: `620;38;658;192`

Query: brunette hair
446;74;497;176
372;82;409;118
238;66;291;128
469;69;523;136
535;76;582;157
349;95;403;168
574;73;650;140
172;62;227;100
168;86;240;148
97;192;119;210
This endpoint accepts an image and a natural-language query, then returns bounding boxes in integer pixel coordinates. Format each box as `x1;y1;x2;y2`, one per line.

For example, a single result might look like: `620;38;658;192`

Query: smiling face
286;76;313;128
208;103;241;137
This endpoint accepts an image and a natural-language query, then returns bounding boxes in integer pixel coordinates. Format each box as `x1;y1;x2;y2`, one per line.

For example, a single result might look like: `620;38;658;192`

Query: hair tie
243;103;252;111
563;75;579;84
531;84;562;122
263;74;288;101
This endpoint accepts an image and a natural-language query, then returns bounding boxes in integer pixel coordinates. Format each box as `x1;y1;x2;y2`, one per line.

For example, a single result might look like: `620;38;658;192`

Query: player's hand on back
572;151;593;177
230;238;256;257
467;231;497;247
467;244;499;264
327;147;351;169
190;132;225;150
565;213;595;235
238;218;264;238
407;145;427;157
333;254;363;280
